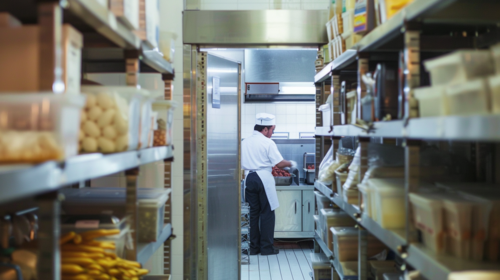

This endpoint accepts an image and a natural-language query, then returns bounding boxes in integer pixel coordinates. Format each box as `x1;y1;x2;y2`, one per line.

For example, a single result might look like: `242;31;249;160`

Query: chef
241;113;297;255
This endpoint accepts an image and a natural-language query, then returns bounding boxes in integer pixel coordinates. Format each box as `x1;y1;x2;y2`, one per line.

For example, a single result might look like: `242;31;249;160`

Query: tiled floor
242;242;314;280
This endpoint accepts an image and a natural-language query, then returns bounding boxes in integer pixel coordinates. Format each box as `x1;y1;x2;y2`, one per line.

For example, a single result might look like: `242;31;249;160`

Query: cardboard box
0;12;21;28
109;0;139;30
0;24;83;93
135;0;159;48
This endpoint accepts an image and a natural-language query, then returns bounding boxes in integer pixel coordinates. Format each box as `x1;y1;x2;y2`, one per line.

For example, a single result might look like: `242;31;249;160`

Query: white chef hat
255;113;276;126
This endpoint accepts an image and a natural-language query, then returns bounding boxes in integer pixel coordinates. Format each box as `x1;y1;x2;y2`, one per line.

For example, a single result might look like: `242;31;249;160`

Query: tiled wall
273;140;315;180
242;103;317;139
199;0;329;10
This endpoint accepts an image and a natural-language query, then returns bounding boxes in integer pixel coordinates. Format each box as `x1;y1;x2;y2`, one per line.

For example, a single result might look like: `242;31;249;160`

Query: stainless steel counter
276;184;314;191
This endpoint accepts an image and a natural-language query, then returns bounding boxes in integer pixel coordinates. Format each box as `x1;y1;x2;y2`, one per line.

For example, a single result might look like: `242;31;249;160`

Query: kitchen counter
276;183;314;191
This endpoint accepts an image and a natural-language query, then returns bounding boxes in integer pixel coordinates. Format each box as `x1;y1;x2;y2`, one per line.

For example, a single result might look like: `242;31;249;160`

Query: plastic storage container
79;86;143;153
487;75;500;113
370;178;406;229
60;187;171;243
424;50;495;86
315;191;333;211
311;253;332;280
369;261;397;280
409;193;445;254
442;195;474;259
139;96;154;149
0;94;85;163
60;215;131;258
319;209;356;251
152;100;176;146
159;31;176;63
331;227;387;261
448;271;500;280
358;183;372;217
491;43;500;74
320;105;331;128
446;78;491;116
335;168;349;195
414;86;449;117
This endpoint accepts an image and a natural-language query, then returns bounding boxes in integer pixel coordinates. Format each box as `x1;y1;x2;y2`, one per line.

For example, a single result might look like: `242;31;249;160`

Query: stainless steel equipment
274;176;293;186
303;153;316;184
274;187;315;238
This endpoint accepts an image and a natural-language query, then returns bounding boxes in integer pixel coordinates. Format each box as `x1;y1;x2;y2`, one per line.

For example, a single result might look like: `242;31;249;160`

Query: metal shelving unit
138;224;173;265
0;146;173;204
314;231;358;280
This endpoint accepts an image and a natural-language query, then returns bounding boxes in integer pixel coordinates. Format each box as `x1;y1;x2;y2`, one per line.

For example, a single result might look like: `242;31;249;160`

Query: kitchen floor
242;241;314;280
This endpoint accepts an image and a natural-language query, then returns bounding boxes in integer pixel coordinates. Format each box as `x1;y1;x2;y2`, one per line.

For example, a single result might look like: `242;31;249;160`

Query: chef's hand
290;160;298;171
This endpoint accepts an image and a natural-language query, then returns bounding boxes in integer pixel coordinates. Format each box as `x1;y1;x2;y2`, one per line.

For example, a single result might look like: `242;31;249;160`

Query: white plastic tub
320;105;331;128
414;86;449;117
320;209;356;251
445;78;491;116
424;50;495;86
139;97;154;149
315;191;333;211
409;193;445;254
358;183;372;217
442;195;474;259
331;227;387;262
370;178;406;229
0;93;85;163
487;74;500;113
80;86;143;153
311;253;332;280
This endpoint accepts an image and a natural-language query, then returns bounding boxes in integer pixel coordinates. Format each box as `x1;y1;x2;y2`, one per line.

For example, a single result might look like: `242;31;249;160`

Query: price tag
75;220;100;229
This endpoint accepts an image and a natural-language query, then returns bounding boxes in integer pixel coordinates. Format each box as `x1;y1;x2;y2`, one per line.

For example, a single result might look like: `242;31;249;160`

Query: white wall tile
296;104;307;114
285;104;296;115
301;2;328;9
254;104;266;114
276;104;287;114
307;104;317;114
265;104;276;115
202;2;238;9
238;2;270;9
286;114;297;125
297;114;307;124
244;114;254;124
289;132;299;139
282;3;301;9
245;103;256;115
239;0;269;4
306;114;316;124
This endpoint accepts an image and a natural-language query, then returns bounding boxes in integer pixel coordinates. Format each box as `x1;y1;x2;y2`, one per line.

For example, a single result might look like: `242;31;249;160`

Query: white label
75;220;100;228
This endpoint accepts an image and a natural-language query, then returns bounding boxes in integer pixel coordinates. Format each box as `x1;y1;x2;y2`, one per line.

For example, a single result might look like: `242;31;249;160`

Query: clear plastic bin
320;209;356;251
159;31;176;63
409;193;445;254
0;94;85;163
446;78;491;116
80;86;143;153
315;191;333;211
369;261;397;280
60;215;131;258
139;96;154;149
335;169;348;195
152;100;177;146
342;182;359;205
331;227;387;262
358;183;372;217
424;50;494;86
60;187;171;243
311;253;332;280
370;178;406;229
487;74;500;113
414;86;449;117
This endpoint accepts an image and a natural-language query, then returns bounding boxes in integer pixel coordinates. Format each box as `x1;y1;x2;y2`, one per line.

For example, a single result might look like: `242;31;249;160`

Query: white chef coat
242;130;284;211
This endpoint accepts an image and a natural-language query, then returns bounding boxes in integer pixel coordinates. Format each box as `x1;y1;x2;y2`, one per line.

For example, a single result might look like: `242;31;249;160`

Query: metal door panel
302;190;315;232
275;190;302;232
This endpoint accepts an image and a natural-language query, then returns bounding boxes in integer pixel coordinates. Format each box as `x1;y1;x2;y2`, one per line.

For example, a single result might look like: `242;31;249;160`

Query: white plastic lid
409;192;444;208
311;253;330;269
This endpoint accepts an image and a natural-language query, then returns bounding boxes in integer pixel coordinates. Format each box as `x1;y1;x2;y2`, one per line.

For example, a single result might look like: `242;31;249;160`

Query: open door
186;47;242;280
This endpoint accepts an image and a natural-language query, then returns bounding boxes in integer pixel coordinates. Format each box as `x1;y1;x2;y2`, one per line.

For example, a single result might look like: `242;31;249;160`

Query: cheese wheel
79;129;85;141
98;137;115;153
96;93;114;109
97;109;115;128
115;135;129;152
102;126;117;140
85;94;96;109
82;137;98;153
88;106;103;121
83;121;101;138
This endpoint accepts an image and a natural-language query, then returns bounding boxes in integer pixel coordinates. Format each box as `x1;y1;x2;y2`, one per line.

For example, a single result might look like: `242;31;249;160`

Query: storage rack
313;0;500;279
0;0;176;279
241;203;250;265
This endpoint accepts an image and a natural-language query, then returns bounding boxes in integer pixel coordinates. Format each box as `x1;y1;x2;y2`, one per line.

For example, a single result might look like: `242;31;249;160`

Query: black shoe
250;250;260;255
261;248;279;255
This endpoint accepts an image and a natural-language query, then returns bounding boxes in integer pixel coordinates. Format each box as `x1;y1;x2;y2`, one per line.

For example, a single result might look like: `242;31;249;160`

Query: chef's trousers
245;172;275;254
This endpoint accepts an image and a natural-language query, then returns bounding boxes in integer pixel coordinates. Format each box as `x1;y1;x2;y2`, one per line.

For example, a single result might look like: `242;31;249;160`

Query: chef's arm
276;160;292;169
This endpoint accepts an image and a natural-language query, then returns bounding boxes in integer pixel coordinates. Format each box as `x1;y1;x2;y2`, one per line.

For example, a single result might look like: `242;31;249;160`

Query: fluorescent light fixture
281;86;316;94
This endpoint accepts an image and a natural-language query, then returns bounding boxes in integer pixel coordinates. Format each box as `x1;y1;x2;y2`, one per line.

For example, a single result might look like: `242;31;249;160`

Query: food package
331;227;387;261
319;209;356;250
370;260;397;280
378;0;414;23
135;0;160;48
59;228;149;279
446;78;491;116
342;147;361;204
0;24;82;93
370;178;406;229
159;31;177;63
414;85;449;117
311;253;331;280
334;163;349;194
109;0;139;30
79;86;143;154
0;94;85;163
315;191;334;211
152;100;176;146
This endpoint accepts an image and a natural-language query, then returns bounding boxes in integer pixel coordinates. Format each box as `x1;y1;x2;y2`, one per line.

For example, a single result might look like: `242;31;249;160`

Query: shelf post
405;140;420;244
315;81;324;178
125;168;140;261
36;191;61;280
38;1;64;92
332;75;341;127
125;50;140;87
403;29;420;118
162;73;174;100
358;226;368;280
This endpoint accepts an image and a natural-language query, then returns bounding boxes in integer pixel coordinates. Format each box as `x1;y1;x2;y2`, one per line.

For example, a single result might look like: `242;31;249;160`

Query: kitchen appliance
304;153;316;185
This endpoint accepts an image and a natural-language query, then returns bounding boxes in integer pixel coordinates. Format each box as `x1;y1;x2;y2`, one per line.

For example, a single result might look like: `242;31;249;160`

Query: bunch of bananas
59;230;148;280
